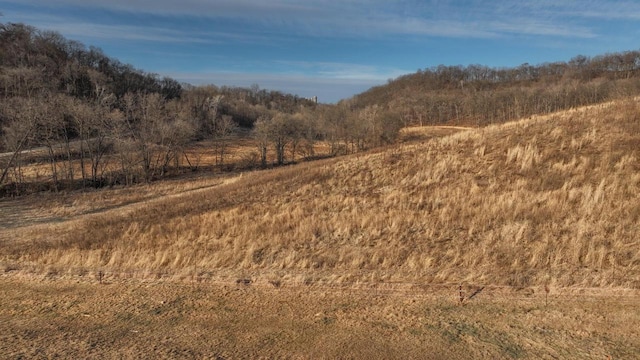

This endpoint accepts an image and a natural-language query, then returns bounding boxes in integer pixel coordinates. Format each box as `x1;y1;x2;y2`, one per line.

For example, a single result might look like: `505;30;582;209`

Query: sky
1;1;639;103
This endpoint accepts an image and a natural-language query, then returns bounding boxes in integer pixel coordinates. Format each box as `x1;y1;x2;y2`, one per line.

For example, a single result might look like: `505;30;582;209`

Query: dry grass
1;101;639;289
1;276;638;359
2;102;640;358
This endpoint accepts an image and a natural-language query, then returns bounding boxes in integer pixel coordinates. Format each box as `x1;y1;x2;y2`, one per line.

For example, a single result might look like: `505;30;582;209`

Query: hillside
349;52;640;127
2;99;638;288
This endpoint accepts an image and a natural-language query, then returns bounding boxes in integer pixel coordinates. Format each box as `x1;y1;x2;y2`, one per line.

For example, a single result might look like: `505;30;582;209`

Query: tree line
351;51;640;126
0;22;402;195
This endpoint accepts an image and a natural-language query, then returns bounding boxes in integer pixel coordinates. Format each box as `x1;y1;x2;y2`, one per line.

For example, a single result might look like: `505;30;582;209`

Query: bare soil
1;276;638;359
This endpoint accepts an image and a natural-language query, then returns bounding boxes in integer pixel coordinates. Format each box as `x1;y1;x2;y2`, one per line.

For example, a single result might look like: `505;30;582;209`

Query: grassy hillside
1;99;639;288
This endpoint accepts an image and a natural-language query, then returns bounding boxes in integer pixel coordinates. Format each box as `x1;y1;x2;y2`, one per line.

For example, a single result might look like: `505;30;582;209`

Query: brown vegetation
1;99;638;289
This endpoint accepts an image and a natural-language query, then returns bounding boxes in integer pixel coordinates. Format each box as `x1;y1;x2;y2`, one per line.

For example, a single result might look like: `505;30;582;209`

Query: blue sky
1;1;639;102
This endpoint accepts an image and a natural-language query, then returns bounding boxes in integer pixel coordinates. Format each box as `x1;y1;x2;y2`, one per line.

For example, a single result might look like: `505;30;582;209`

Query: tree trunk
0;131;30;186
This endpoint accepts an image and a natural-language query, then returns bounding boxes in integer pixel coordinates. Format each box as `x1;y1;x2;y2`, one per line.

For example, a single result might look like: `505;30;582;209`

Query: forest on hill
0;22;402;194
2;21;640;195
350;51;640;126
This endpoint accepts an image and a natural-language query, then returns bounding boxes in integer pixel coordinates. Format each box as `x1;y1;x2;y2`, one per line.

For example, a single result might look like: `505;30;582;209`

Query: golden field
1;100;639;358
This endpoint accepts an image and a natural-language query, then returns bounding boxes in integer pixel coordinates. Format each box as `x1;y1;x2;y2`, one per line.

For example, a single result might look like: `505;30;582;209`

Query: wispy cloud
52;23;214;44
3;0;616;39
570;2;640;20
507;0;640;21
164;70;382;103
275;61;409;81
488;19;596;38
4;10;275;45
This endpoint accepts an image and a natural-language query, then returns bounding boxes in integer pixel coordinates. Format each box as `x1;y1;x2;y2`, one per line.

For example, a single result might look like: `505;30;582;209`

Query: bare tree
269;113;291;165
69;94;119;186
213;114;237;167
116;92;196;183
36;95;64;189
0;98;38;186
161;98;196;174
253;114;272;168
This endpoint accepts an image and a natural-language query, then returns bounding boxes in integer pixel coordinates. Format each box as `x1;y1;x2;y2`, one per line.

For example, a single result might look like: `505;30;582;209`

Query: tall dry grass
1;100;639;287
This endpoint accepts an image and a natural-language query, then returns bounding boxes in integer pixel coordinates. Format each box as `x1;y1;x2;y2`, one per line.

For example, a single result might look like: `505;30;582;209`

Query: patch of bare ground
0;276;638;359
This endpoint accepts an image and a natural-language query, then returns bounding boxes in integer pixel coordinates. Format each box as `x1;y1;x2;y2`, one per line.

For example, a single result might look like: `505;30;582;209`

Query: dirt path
0;174;236;241
431;125;475;130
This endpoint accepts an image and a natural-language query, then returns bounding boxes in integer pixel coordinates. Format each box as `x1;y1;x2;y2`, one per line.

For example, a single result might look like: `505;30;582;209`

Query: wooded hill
0;22;403;195
349;51;640;126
